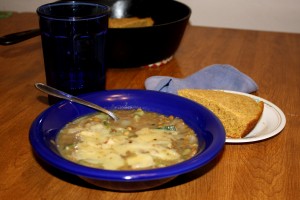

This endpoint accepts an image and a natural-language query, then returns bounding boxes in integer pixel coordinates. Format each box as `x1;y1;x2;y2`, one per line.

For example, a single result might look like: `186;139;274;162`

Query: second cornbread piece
178;89;264;138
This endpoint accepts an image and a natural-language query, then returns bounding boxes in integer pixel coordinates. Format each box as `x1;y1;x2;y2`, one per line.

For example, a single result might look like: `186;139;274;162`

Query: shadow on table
155;151;224;190
0;39;41;58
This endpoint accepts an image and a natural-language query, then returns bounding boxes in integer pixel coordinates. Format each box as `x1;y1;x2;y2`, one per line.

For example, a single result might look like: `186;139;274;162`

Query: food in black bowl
74;0;191;68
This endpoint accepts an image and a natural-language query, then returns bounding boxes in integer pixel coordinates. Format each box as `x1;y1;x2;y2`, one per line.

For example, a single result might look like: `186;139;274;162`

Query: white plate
222;91;286;143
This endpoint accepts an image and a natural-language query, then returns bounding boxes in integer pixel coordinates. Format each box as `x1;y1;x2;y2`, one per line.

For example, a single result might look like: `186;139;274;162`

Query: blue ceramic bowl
29;89;225;191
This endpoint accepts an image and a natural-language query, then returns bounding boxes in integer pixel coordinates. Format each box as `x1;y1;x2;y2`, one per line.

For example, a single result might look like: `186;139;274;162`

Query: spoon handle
35;83;118;121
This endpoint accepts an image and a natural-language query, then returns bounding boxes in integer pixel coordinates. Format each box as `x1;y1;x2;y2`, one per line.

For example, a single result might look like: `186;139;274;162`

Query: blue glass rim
36;1;111;21
29;89;225;182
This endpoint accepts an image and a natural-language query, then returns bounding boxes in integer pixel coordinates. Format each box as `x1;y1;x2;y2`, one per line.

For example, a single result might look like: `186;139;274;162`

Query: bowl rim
29;89;225;182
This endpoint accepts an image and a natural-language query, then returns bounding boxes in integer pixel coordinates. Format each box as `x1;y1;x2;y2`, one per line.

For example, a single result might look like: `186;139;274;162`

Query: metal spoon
35;83;118;121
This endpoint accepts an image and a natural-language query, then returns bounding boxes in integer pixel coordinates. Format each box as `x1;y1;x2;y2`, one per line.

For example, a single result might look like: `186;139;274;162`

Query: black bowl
75;0;191;68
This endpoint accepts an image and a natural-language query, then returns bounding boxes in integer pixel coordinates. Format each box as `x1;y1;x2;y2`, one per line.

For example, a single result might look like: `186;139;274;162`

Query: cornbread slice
178;89;264;138
109;17;154;28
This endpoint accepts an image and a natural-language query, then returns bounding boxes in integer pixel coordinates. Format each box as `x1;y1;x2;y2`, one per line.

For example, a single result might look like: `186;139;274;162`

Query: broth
56;109;198;170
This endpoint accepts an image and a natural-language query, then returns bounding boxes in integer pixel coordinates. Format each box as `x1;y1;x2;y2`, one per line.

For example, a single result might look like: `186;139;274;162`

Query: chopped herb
156;125;176;131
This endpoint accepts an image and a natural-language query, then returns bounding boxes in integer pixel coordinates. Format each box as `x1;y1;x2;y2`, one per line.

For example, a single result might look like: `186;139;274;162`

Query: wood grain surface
0;13;299;200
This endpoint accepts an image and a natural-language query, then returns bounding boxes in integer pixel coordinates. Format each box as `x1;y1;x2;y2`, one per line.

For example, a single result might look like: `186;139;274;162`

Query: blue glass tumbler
37;1;110;104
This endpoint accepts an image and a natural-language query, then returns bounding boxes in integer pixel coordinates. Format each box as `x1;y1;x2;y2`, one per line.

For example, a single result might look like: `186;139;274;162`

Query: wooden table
0;13;299;200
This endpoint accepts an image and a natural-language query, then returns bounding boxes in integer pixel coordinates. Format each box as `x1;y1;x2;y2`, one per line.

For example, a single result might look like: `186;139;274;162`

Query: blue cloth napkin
144;64;258;94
